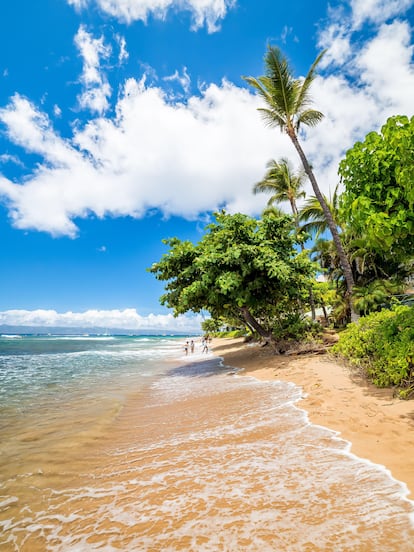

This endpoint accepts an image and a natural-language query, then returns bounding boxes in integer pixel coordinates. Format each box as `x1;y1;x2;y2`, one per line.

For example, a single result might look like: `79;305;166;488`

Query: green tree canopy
149;211;316;351
339;115;414;259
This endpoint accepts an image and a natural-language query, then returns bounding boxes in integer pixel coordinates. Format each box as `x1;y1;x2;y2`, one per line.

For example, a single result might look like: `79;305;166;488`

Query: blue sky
0;0;413;332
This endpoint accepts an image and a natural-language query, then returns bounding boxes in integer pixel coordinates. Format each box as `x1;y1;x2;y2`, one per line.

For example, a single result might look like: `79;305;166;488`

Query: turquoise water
0;334;186;408
1;335;414;551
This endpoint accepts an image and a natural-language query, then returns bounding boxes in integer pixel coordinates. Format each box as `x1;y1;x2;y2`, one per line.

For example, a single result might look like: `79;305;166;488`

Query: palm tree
311;237;342;284
261;204;285;218
254;157;316;318
299;184;344;238
244;46;357;321
352;279;402;316
311;238;348;326
253;158;306;220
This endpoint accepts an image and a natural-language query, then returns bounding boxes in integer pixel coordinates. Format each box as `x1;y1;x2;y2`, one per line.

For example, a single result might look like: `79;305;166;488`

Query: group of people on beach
184;336;211;355
183;340;195;355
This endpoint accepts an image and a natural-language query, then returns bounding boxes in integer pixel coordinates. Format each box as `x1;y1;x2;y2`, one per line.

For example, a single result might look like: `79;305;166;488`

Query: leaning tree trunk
240;317;256;336
239;306;280;353
288;130;358;323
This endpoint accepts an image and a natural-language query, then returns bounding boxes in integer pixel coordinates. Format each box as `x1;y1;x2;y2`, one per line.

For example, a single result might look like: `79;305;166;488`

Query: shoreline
212;337;414;498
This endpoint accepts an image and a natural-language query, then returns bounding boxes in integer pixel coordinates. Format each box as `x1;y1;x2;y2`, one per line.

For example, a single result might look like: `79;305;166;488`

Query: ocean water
1;335;414;551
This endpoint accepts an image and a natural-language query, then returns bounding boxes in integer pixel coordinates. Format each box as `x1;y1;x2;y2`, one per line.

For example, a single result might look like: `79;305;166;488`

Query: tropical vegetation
253;158;306;223
149;211;319;352
150;46;414;395
339;115;414;262
244;46;357;320
332;306;414;399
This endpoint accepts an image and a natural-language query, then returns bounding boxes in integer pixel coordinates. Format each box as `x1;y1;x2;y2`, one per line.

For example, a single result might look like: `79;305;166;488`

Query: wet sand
213;337;414;497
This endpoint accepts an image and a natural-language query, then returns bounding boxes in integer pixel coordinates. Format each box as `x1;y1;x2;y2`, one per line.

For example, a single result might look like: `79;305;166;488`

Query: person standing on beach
190;340;195;353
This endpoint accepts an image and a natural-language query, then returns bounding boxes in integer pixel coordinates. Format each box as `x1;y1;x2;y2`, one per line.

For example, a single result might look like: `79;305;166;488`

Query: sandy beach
213;337;414;497
3;334;414;549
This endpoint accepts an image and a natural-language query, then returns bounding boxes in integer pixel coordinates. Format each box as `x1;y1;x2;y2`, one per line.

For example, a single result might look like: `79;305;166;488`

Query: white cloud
307;4;414;198
115;34;129;63
0;5;414;236
0;308;203;332
67;0;236;32
0;153;24;167
298;73;380;197
74;25;112;114
350;0;414;29
0;80;279;236
318;23;352;68
355;20;414;114
163;67;191;94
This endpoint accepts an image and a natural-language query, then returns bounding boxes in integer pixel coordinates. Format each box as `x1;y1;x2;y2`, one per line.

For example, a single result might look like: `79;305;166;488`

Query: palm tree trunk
288;130;358;322
289;198;298;218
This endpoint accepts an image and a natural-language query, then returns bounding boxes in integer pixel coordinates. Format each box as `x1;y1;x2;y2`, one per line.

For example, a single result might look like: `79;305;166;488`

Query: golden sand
213;337;414;497
3;339;414;550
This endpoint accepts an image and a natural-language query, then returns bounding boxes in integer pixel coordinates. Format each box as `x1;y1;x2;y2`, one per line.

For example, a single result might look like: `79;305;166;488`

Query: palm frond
253;182;279;195
264;46;297;123
296;50;326;111
242;76;272;103
298;197;328;237
257;109;286;129
244;46;325;135
261;205;285;218
253;157;308;228
300;219;329;238
296;109;324;130
298;185;343;234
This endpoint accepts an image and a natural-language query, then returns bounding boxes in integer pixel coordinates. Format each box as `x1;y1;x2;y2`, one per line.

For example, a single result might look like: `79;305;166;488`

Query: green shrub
272;313;322;342
332;306;414;397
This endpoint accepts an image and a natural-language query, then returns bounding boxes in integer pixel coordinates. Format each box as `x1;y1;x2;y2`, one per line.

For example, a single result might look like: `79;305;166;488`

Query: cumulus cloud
0;308;203;332
67;0;236;33
318;22;352;68
0;79;279;236
0;93;95;236
0;3;413;236
355;20;414;113
74;25;112;114
350;0;414;29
